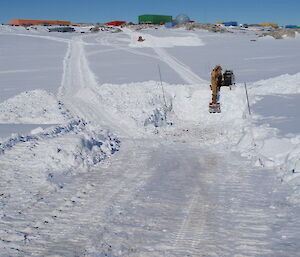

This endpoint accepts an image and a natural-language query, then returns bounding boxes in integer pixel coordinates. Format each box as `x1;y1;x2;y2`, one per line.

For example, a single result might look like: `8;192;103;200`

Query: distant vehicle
48;27;75;32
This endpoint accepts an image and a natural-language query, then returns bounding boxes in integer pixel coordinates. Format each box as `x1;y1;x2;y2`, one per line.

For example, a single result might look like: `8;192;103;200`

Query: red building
105;21;126;26
10;19;71;26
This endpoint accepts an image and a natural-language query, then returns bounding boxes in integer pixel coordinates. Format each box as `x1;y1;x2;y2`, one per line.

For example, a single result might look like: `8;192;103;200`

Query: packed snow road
2;140;299;256
1;26;300;256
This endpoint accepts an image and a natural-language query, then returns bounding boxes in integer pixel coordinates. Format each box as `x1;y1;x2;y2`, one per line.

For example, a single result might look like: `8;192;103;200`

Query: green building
138;15;172;25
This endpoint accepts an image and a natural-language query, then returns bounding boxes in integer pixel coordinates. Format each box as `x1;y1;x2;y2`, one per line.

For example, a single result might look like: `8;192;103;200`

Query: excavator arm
209;66;234;113
209;65;223;113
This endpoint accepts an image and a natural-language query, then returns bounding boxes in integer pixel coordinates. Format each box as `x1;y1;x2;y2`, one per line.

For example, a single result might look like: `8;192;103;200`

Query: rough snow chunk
0;90;69;124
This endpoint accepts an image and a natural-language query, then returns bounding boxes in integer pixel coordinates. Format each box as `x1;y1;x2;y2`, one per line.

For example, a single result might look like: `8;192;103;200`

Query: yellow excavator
209;65;235;113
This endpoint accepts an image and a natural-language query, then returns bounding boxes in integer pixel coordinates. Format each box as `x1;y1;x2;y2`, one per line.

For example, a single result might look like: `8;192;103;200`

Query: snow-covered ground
1;24;300;256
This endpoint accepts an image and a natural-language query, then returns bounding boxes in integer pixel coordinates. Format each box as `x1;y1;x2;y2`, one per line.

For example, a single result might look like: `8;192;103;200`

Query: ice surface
0;34;67;102
253;94;300;136
167;30;300;82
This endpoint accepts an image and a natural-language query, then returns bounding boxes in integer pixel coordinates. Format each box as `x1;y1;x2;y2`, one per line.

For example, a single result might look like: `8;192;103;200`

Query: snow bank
251;72;300;95
90;79;247;141
230;72;300;203
235;122;300;203
86;81;173;134
0;90;68;124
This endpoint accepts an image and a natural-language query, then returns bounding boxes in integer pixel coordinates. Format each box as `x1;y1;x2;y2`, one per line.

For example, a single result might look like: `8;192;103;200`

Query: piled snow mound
251;72;300;95
0;121;120;236
85;81;173;133
123;28;205;48
0;119;120;176
29;123;120;171
90;80;246;139
0;90;69;124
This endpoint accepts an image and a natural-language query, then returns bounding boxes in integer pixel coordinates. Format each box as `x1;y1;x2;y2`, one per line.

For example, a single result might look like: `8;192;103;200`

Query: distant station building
105;21;126;26
285;25;297;29
260;23;278;28
138;15;172;25
222;21;238;26
216;21;238;26
10;19;71;26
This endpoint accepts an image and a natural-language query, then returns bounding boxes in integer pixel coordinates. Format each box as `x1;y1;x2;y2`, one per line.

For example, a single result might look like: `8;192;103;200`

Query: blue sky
1;0;299;25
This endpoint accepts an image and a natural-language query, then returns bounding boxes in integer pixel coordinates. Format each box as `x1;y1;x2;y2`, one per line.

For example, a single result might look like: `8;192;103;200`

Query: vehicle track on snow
58;36;132;136
152;46;205;85
0;32;70;44
94;34;161;60
21;141;153;256
122;28;206;85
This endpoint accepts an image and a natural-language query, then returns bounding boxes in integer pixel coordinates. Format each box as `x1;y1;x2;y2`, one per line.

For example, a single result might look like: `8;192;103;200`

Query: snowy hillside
1;24;300;256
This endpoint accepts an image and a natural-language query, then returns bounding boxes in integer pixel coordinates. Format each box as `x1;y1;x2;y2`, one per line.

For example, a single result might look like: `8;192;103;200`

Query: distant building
216;21;238;26
10;19;71;26
48;27;75;32
175;14;190;24
248;24;262;27
105;21;126;26
165;22;177;28
285;25;297;29
222;21;238;26
73;22;95;27
260;23;278;28
138;15;172;25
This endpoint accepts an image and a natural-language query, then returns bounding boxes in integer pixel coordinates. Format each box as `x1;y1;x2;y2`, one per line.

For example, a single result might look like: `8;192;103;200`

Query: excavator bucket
209;102;221;113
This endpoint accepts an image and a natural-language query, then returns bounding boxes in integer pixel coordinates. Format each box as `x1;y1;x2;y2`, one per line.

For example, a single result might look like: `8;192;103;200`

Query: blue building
285;25;297;29
223;21;238;26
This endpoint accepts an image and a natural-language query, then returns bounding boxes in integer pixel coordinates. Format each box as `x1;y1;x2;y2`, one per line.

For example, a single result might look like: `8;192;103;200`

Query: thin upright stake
158;64;168;110
244;82;251;115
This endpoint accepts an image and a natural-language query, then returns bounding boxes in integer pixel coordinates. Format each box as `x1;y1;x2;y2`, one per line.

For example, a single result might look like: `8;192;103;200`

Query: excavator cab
137;36;145;42
223;70;235;88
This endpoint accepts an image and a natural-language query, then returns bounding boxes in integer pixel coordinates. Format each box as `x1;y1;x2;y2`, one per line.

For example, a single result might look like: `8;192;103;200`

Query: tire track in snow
152;46;206;85
170;154;216;255
58;37;97;98
173;190;205;249
94;34;161;60
122;28;206;85
0;32;70;44
20;141;152;256
58;36;132;136
0;35;125;256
